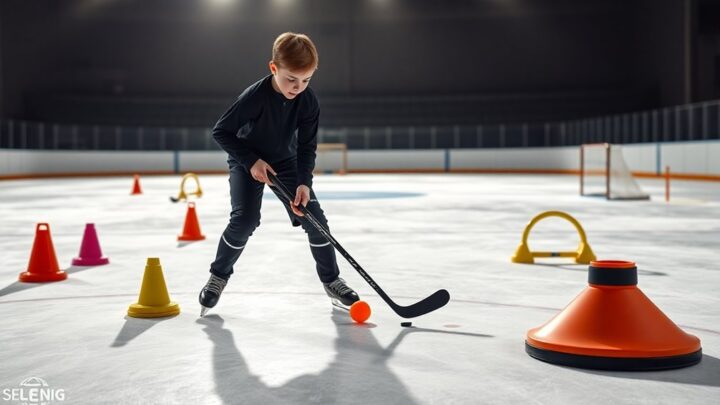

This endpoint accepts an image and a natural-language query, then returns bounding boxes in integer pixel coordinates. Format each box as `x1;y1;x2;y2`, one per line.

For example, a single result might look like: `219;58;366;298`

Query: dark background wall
0;0;714;126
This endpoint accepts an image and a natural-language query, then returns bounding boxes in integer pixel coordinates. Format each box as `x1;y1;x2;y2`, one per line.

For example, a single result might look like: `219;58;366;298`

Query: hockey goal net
580;143;649;200
314;143;348;175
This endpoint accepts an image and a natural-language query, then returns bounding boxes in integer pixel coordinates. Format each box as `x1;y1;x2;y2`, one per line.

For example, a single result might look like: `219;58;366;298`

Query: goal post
580;143;649;200
314;143;348;175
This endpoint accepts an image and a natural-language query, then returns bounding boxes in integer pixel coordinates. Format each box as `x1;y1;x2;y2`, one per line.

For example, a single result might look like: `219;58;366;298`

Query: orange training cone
127;258;180;318
526;260;702;371
178;202;205;241
19;223;67;282
131;174;142;195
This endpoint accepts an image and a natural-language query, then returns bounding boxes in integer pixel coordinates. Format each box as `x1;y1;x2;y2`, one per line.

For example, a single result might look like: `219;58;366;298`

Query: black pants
209;157;340;283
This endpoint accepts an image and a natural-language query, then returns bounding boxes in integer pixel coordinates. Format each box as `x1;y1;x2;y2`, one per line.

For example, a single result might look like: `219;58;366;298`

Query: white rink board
450;147;578;170
348;149;445;170
1;141;718;177
178;151;228;172
0;150;174;175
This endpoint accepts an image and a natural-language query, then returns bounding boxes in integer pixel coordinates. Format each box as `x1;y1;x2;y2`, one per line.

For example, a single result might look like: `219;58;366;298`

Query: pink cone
72;223;110;266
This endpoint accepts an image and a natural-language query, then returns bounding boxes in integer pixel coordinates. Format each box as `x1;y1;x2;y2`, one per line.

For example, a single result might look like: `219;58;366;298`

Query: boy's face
269;62;315;100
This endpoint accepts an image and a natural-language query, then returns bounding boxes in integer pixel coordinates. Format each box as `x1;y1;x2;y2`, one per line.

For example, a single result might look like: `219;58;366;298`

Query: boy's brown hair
272;32;319;71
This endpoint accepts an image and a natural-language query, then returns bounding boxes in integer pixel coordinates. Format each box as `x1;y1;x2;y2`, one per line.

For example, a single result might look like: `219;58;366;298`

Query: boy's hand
292;185;310;216
250;159;276;185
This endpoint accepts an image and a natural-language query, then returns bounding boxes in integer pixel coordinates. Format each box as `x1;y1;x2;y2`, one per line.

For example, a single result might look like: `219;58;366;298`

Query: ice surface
1;174;718;404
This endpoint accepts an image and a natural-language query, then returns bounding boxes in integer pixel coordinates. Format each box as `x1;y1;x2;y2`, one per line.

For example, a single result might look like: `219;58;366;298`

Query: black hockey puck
401;322;412;327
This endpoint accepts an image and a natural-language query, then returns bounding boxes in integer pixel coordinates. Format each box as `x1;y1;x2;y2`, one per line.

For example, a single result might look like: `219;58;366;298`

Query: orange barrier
525;260;702;370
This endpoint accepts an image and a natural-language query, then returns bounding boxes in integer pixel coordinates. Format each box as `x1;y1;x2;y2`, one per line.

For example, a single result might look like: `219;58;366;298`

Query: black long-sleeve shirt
212;74;320;187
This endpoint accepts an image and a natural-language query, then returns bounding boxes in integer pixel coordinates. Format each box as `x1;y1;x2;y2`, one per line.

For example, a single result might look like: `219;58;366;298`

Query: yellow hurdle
173;172;203;202
511;211;596;264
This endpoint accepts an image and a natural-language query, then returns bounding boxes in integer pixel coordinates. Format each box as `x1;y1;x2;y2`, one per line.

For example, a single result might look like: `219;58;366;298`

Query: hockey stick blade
390;288;450;319
267;172;450;318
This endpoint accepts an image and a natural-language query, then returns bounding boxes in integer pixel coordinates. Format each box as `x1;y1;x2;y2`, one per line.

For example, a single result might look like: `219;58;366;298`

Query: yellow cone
127;257;180;318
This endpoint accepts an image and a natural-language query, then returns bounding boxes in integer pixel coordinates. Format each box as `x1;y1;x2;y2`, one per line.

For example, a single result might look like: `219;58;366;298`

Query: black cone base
525;342;702;371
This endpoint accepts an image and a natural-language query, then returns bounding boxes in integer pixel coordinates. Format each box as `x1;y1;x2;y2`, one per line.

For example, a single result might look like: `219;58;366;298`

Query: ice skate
199;274;227;317
323;277;359;311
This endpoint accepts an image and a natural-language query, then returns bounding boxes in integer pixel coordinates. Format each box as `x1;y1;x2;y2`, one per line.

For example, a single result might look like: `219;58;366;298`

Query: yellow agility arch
511;211;596;264
172;172;203;202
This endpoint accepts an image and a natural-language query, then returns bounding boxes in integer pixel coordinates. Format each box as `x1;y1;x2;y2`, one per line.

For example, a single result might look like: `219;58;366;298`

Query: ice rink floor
1;173;719;404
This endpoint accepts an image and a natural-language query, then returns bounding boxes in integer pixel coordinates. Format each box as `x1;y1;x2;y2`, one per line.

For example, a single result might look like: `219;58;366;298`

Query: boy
199;32;359;316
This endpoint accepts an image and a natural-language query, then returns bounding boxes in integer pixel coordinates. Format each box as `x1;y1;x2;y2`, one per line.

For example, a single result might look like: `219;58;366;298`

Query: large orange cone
130;174;142;195
127;258;180;318
526;260;702;370
178;202;205;241
19;223;67;282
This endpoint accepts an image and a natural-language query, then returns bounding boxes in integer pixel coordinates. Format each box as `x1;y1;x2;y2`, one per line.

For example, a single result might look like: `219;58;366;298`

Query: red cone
19;223;67;282
178;202;205;241
131;174;142;195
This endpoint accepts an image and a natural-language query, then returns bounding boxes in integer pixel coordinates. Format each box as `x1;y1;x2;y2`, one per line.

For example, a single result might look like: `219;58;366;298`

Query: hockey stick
267;172;450;318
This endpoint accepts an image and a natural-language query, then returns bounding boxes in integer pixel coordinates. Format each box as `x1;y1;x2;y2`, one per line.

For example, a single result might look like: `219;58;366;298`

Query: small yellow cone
127;257;180;318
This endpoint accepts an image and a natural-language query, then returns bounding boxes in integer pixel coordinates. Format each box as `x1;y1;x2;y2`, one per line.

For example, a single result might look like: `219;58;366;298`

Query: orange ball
349;300;371;324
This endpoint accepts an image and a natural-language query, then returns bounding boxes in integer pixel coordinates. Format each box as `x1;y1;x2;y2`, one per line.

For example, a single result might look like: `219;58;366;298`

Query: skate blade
200;306;210;317
331;298;349;312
